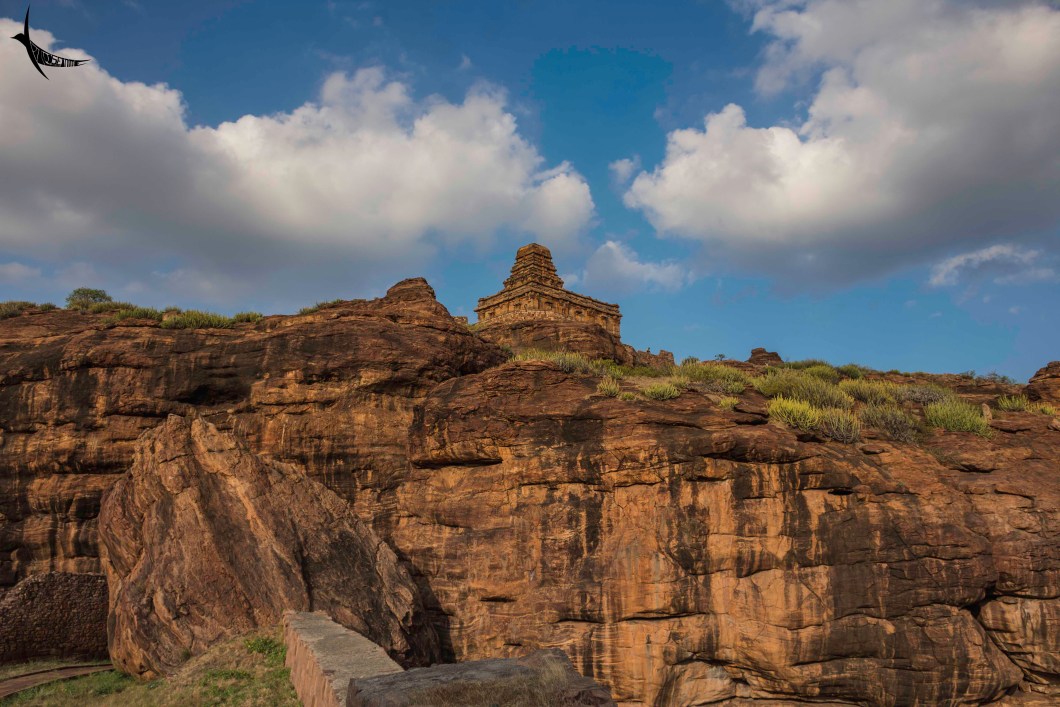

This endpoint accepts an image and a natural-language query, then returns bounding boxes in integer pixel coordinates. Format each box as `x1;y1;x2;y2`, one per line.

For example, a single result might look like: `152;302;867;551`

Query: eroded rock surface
1027;361;1060;406
99;415;437;677
2;281;1058;704
0;572;107;663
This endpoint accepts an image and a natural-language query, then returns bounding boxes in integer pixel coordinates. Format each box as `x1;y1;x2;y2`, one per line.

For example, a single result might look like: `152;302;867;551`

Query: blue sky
1;0;1058;379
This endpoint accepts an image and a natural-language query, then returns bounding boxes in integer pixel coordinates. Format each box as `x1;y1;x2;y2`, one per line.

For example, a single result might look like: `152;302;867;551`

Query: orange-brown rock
99;415;437;677
747;347;783;366
2;281;1059;704
1027;361;1060;406
477;319;635;365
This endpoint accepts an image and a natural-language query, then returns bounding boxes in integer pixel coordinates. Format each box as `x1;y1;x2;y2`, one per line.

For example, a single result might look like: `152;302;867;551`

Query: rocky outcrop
1027;361;1060;405
0;572;108;663
99;415;437;677
348;648;614;707
2;281;1058;704
747;347;783;366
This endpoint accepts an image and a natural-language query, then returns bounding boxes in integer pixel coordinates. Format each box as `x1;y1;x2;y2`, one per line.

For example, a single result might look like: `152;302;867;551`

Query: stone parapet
0;572;108;663
283;611;403;707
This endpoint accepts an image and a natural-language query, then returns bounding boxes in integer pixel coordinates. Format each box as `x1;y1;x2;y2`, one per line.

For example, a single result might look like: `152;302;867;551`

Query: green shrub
767;396;822;431
681;356;700;366
859;404;919;443
0;300;36;319
837;363;870;379
753;369;854;409
718;396;739;410
642;382;681;400
38;302;57;312
1030;402;1058;416
839;379;898;405
618;392;639;402
925;399;991;437
597;377;621;397
680;362;751;387
159;310;235;330
66;287;112;309
609;363;669;378
233;311;263;324
979;371;1017;385
996;394;1029;412
802;364;840;383
819;408;862;443
107;307;164;324
87;300;138;313
898;384;952;405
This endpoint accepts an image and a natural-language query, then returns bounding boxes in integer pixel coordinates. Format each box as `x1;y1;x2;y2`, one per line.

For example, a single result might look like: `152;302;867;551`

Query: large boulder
99;415;438;677
1027;361;1060;406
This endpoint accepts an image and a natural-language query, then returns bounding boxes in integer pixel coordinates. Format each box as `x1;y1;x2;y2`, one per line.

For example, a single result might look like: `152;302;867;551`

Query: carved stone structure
475;244;621;337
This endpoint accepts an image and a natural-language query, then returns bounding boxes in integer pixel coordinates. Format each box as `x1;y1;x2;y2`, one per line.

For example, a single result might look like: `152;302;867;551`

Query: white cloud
608;156;640;185
459;54;472;70
578;240;693;294
625;1;1060;285
0;22;594;303
0;262;41;282
929;244;1053;287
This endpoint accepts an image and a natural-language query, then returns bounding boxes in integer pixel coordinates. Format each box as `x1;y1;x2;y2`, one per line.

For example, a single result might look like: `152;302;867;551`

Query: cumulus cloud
929;244;1057;287
0;21;593;304
608;156;641;185
577;240;692;294
626;0;1060;286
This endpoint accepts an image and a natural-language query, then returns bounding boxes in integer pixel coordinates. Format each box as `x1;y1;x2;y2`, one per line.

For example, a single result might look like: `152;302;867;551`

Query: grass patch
839;379;898;405
780;358;832;370
898;384;952;405
1031;402;1058;416
767;396;822;432
718;396;739;410
617;392;639;402
996;394;1029;412
802;364;840;383
642;382;681;400
819;408;861;443
232;312;263;324
925;399;992;437
753;368;854;409
596;376;621;397
0;301;36;319
159;311;234;330
607;363;669;378
298;299;343;315
837;363;872;379
106;307;165;324
677;362;752;393
859;404;920;443
2;627;297;706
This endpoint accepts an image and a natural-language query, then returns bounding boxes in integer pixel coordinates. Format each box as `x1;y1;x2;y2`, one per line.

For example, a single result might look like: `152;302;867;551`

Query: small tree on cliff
66;287;112;310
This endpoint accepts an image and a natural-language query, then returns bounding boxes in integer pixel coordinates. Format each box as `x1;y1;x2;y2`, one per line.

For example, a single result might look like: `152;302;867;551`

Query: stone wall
0;572;108;663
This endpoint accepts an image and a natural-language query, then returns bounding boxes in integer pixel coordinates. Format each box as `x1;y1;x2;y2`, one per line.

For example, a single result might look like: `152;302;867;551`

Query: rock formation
1;280;1057;704
0;572;107;662
1027;361;1060;406
747;347;783;366
99;415;437;677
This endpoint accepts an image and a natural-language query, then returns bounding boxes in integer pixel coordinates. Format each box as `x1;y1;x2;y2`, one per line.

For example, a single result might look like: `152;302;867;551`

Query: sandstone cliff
1;280;1057;705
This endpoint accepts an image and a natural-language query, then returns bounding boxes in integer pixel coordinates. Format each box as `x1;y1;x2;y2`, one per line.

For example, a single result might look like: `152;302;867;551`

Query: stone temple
475;243;621;337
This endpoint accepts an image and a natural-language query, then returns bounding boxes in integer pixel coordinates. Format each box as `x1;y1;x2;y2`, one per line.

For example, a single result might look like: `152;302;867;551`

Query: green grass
106;307;165;324
617;392;639;402
996;394;1029;411
837;363;872;379
839;379;898;405
718;396;739;410
0;301;36;319
37;303;57;312
780;358;832;370
298;299;344;315
802;364;840;383
596;376;621;397
232;312;263;324
767;396;822;432
859;404;920;443
925;399;992;437
819;408;861;443
642;382;682;400
677;362;752;393
1;628;296;706
159;311;234;330
1031;402;1058;416
753;368;854;409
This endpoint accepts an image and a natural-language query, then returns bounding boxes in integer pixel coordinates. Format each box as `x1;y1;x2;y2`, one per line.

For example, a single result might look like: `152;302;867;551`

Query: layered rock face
1027;361;1060;406
1;285;1058;704
99;415;436;677
397;362;1058;704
